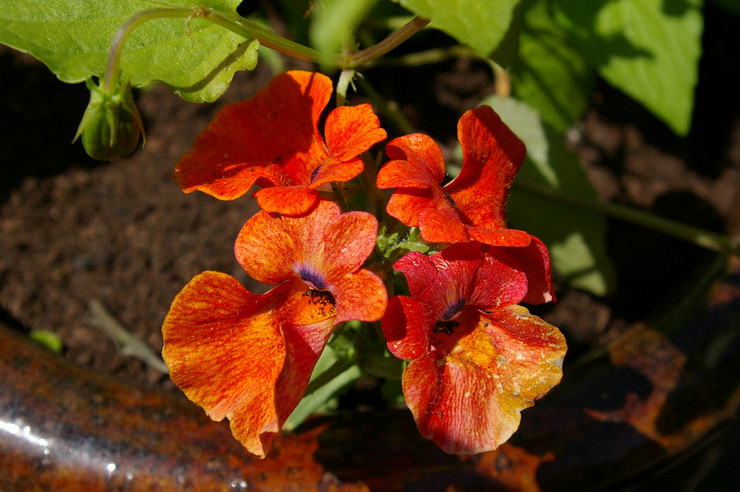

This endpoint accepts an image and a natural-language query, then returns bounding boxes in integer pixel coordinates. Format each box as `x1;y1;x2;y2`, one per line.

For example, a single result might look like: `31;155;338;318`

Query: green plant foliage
485;95;616;296
0;0;259;102
283;333;361;431
29;330;64;353
310;0;380;55
393;0;523;58
554;0;703;136
510;0;593;132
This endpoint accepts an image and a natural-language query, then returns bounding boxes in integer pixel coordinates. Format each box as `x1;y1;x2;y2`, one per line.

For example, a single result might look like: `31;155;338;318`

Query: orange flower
377;105;531;246
175;71;387;216
382;243;566;454
162;201;387;457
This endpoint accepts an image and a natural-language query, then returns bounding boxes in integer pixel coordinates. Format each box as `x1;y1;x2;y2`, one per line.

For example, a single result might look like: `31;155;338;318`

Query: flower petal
236;200;340;285
324;104;387;162
384;188;441;229
235;201;388;320
307;157;364;190
416;207;471;243
469;247;529;310
402;305;566;454
378;133;446;189
378;133;456;231
331;269;388;323
379;108;531;247
445;106;526;232
382;295;434;360
253;185;320;216
321;210;379;281
162;274;336;457
500;236;555;305
174;70;331;201
394;244;482;320
468;226;531;247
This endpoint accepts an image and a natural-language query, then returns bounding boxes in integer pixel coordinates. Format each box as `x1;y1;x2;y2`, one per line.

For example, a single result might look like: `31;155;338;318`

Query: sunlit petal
403;306;565;454
499;237;556;304
446;106;526;231
174;71;331;201
162;274;337;457
382;295;434;360
331;269;388;323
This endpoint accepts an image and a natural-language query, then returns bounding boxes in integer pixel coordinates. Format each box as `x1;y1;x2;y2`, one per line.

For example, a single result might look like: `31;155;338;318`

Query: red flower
174;71;387;216
382;243;566;454
377;105;531;246
162;201;387;457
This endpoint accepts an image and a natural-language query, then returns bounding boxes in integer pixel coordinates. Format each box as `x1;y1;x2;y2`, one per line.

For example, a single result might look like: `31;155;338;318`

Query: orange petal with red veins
236;201;341;285
416;207;470;243
324;104;387;162
308;157;365;190
234;201;387;319
403;305;566;455
331;269;388;323
445;106;526;232
253;185;320;216
382;295;434;360
162;274;336;458
468;226;531;247
469;248;528;310
378;133;446;189
174;71;331;201
321;210;378;281
499;237;555;305
384;188;438;228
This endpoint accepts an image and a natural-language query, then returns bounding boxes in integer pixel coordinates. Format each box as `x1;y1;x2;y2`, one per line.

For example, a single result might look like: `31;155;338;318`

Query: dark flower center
433;320;459;336
302;289;336;318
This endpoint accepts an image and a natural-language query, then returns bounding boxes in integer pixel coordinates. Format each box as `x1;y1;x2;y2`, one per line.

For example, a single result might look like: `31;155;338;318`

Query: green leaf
483;94;616;295
510;0;594;131
0;0;258;102
29;330;64;353
554;0;703;135
393;0;523;58
310;0;380;55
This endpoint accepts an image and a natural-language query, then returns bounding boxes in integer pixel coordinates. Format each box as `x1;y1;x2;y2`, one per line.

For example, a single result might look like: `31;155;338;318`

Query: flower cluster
163;70;567;458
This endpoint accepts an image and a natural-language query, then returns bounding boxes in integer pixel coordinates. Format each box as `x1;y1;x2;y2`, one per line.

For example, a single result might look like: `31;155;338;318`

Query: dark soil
1;8;739;486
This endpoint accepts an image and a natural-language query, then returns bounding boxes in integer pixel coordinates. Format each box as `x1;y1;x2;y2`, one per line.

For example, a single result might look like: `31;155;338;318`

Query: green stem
368;44;476;68
343;16;431;68
303;353;358;396
104;8;192;90
515;180;740;256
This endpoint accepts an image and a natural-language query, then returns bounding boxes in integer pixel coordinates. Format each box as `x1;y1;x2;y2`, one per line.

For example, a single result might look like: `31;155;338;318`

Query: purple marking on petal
299;267;327;290
441;298;465;321
310;164;322;184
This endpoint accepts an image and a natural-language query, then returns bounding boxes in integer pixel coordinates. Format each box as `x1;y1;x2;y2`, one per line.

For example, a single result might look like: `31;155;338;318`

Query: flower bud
74;78;145;161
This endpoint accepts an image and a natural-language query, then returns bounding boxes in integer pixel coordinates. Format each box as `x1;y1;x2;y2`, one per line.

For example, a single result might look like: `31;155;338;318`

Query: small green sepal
74;78;146;161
